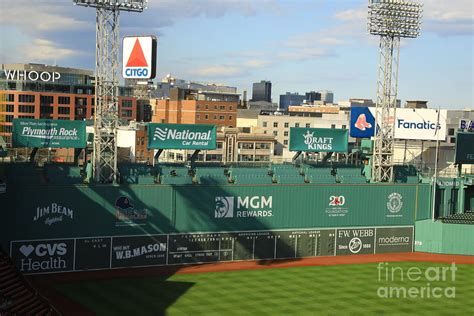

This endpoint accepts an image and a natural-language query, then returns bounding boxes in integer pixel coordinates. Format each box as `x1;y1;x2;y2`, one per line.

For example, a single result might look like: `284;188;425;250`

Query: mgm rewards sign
148;123;217;150
290;128;348;152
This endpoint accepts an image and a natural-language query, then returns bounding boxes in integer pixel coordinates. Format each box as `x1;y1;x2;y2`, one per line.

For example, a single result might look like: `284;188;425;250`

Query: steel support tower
73;0;147;183
368;0;422;182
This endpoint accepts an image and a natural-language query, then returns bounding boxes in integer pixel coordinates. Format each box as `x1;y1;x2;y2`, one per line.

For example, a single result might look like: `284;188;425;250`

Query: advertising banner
12;119;86;148
289;128;348;152
9;226;414;274
455;132;474;164
123;36;157;79
148;123;217;150
349;108;447;141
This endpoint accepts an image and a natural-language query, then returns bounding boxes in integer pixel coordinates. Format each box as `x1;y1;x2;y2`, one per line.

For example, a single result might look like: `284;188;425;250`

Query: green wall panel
415;220;474;255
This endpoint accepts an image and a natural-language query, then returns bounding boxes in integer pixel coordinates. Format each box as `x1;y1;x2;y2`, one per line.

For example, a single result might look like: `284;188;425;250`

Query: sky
0;0;472;109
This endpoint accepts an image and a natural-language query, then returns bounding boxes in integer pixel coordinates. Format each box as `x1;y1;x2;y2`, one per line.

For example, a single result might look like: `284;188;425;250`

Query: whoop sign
148;123;217;150
122;36;157;79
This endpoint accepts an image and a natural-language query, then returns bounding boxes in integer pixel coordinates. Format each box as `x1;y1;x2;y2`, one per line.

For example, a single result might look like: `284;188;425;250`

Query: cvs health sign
122;36;157;79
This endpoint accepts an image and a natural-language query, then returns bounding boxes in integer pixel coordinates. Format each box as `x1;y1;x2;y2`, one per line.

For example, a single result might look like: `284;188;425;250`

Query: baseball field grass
55;262;474;315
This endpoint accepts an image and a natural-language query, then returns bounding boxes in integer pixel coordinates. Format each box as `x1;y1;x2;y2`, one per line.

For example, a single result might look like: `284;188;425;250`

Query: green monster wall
0;183;428;249
0;183;431;274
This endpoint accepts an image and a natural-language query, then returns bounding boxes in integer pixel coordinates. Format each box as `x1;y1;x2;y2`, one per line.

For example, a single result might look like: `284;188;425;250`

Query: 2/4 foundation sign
122;36;157;79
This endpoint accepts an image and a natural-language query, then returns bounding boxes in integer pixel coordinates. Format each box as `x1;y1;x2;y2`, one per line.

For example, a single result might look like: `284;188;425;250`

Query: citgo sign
148;123;217;150
122;36;157;79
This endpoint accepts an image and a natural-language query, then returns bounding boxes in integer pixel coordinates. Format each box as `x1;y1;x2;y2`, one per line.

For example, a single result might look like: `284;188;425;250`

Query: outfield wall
0;184;428;274
415;220;474;256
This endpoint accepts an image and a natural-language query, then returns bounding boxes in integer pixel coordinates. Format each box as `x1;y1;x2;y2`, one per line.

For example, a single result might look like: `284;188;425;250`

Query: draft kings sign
148;123;217;150
289;128;348;152
12;119;86;148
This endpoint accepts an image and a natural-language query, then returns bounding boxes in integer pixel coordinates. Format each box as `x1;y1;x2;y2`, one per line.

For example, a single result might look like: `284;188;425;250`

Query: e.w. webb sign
13;119;86;148
148;123;217;150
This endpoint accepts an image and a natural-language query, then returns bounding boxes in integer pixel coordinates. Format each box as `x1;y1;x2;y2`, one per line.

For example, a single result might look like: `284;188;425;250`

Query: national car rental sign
122;36;157;79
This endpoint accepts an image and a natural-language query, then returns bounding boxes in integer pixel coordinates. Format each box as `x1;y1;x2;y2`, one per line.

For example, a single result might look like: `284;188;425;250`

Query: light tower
368;0;422;182
73;0;147;183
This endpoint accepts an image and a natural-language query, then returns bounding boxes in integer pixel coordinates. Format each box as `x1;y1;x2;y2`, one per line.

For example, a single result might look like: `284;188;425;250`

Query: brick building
152;87;238;127
0;63;136;145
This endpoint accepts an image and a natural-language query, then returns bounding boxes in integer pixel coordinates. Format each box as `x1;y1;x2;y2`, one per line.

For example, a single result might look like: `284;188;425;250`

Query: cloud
190;65;245;78
278;48;334;61
0;1;90;32
21;39;83;62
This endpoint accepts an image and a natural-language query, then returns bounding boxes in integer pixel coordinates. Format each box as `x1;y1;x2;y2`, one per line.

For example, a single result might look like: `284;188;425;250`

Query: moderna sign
350;108;447;141
122;36;157;79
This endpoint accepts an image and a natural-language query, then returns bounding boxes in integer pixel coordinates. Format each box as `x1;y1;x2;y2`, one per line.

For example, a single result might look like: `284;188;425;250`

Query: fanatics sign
122;36;157;79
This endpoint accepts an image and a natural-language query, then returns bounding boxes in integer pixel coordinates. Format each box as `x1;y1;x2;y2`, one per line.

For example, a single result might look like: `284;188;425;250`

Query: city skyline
0;0;472;108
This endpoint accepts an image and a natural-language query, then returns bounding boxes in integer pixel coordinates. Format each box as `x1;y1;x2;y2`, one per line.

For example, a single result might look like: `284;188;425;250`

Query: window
75;108;85;116
40;106;53;114
448;128;455;136
205;114;209;120
284;122;289;128
58;117;69;120
197;104;200;109
342;125;346;129
19;94;35;103
75;97;87;106
306;123;310;128
263;122;268;127
284;131;288;136
238;154;253;162
295;123;300;127
5;104;14;112
206;154;222;161
58;107;70;115
273;122;278;128
196;114;200;120
214;105;218;110
58;96;70;104
216;142;223;149
229;106;233;110
205;104;209;109
331;124;336;129
283;140;288;145
6;94;14;102
122;109;133;117
19;115;35;119
273;131;278;136
450;137;456;144
228;115;233;120
3;126;13;133
254;155;270;162
219;106;225;110
6;115;13;122
122;100;133;108
40;95;54;105
219;115;225;120
214;115;217;120
256;143;270;150
238;142;254;149
19;105;35;113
